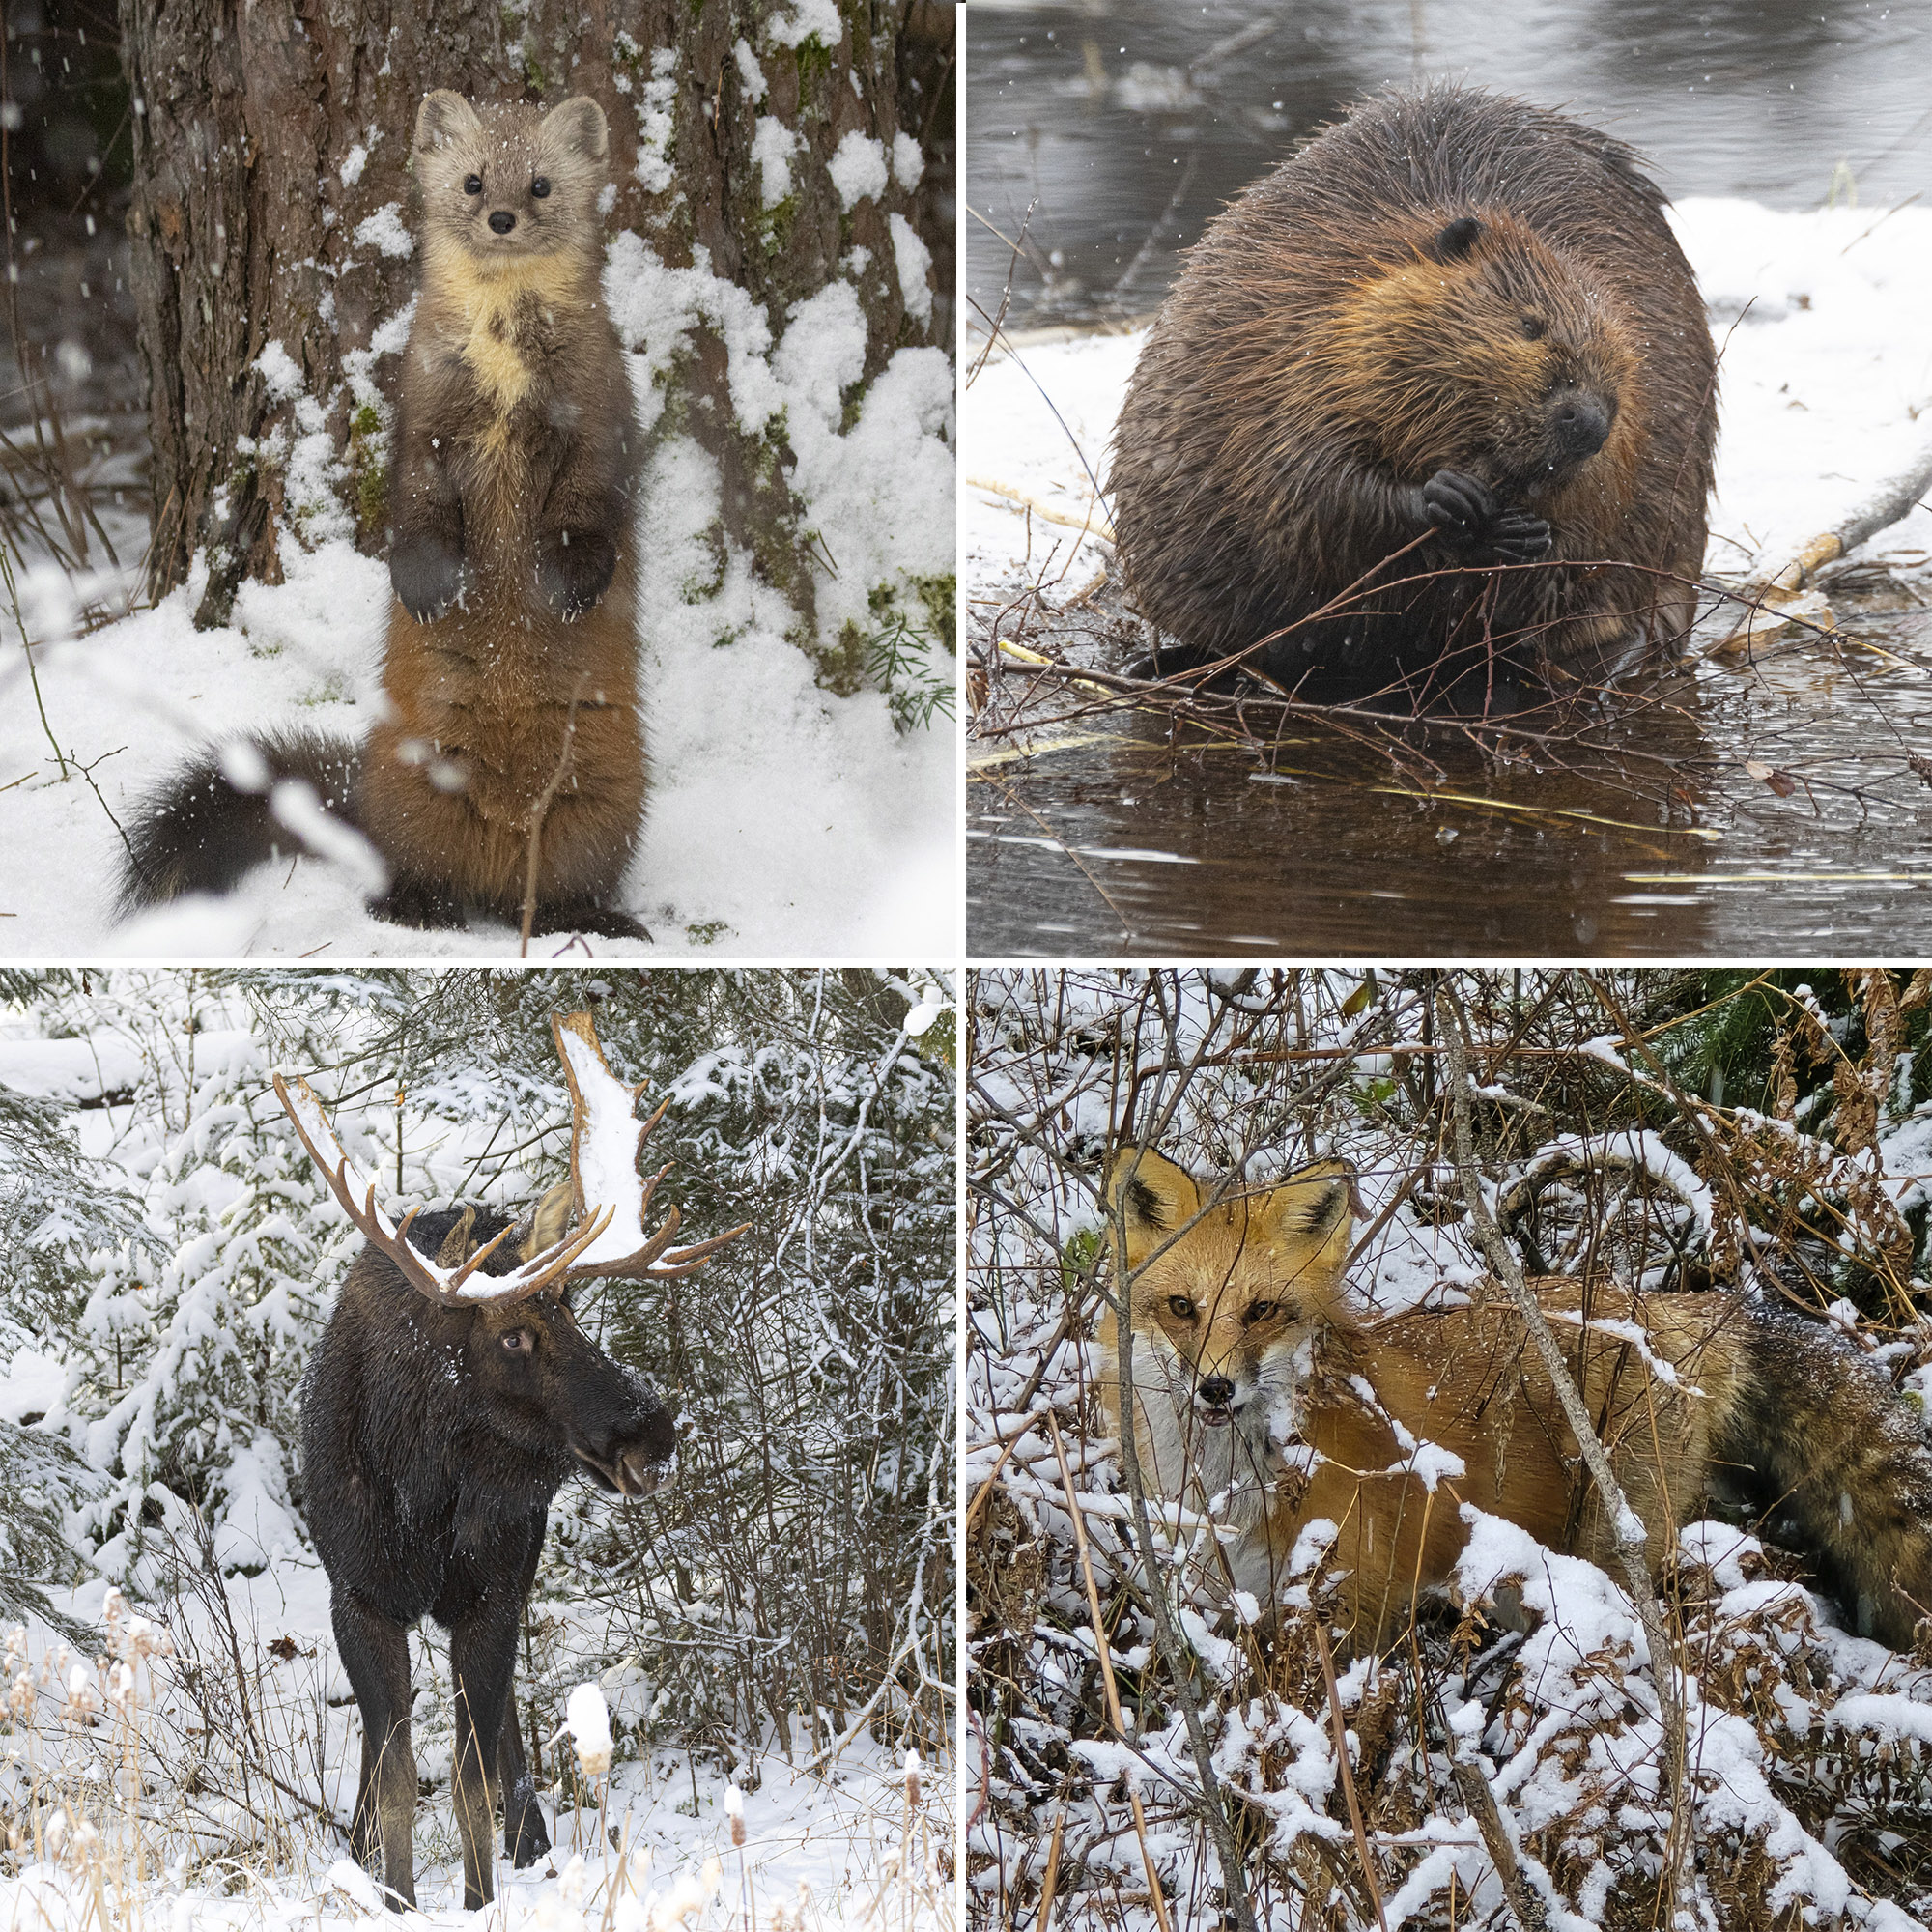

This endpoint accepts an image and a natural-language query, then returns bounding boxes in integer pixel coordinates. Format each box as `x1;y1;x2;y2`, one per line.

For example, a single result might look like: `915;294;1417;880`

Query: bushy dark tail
118;729;362;915
1715;1301;1932;1648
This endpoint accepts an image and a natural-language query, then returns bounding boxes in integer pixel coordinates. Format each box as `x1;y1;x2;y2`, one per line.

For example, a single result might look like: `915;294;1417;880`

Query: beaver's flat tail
118;730;363;915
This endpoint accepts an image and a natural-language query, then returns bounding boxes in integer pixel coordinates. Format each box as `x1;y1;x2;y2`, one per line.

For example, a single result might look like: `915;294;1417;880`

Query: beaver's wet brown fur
1108;84;1718;710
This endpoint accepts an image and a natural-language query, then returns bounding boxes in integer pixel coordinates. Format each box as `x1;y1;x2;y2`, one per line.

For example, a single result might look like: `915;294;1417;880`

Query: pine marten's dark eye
1245;1300;1278;1324
1520;315;1548;341
1167;1295;1198;1321
531;177;552;199
463;174;483;196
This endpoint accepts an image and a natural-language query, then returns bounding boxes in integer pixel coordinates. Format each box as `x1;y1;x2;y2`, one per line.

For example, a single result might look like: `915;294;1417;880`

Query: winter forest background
969;969;1932;1932
0;966;956;1926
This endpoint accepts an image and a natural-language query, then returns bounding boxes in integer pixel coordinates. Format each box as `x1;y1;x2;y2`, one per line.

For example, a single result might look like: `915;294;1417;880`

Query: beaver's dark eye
1167;1295;1197;1321
1520;315;1547;341
463;174;483;196
1245;1300;1278;1324
531;177;552;199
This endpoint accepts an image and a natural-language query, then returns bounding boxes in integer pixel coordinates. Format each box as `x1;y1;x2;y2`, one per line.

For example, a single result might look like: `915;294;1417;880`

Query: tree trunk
117;0;951;661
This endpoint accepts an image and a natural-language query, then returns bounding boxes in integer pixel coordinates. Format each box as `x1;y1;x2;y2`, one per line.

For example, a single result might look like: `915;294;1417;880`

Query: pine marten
120;91;648;939
1103;1151;1932;1652
1108;85;1718;710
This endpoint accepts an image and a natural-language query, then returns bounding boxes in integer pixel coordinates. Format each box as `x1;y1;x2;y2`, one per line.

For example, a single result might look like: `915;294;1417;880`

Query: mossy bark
118;0;951;640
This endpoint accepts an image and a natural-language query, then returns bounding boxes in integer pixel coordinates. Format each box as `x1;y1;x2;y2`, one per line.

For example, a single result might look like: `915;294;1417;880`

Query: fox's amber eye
1520;315;1547;340
1246;1301;1278;1323
1167;1295;1197;1321
531;177;552;198
463;174;483;196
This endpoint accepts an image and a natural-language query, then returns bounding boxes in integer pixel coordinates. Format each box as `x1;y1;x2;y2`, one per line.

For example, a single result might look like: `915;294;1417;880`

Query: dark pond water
964;0;1932;959
968;609;1932;957
966;0;1932;331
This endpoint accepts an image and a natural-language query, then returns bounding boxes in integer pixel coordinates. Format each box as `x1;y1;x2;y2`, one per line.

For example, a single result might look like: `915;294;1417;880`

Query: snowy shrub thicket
968;969;1932;1932
0;968;953;1823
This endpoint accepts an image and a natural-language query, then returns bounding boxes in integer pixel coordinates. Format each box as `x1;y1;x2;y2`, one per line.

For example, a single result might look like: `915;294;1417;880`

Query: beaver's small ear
1104;1149;1199;1264
1425;215;1484;263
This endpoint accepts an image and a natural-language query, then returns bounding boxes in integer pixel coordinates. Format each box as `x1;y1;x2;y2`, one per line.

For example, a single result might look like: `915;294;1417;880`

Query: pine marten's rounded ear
519;1181;576;1261
1104;1149;1200;1264
541;97;611;163
1257;1159;1357;1268
415;90;483;156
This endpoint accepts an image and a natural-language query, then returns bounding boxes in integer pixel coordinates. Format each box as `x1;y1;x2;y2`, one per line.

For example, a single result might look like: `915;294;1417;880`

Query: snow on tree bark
117;0;948;655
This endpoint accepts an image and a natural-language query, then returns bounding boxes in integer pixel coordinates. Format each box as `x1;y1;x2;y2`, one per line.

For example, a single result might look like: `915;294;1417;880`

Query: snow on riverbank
964;197;1932;606
0;242;956;960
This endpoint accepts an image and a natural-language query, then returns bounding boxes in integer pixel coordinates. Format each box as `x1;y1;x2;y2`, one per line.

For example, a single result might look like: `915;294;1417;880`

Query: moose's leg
448;1595;521;1910
331;1593;417;1911
497;1696;552;1868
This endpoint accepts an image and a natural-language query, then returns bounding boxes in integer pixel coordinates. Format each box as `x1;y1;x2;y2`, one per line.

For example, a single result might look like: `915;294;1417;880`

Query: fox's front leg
388;385;469;621
535;404;635;621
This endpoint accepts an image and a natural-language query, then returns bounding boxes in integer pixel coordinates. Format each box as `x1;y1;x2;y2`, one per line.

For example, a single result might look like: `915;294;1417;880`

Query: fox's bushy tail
1717;1301;1932;1648
119;729;362;915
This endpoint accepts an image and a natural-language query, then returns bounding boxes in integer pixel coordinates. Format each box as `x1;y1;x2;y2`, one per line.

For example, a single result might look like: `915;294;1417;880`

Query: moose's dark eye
1167;1295;1197;1321
463;174;484;196
1520;315;1547;340
531;177;552;199
1246;1301;1278;1323
501;1328;533;1353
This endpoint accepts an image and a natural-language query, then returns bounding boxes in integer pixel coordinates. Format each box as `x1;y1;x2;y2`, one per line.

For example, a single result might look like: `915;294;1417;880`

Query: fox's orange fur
1100;1149;1932;1650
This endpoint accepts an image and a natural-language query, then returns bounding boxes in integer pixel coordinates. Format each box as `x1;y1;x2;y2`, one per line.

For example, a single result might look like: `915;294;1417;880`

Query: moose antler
271;1010;748;1307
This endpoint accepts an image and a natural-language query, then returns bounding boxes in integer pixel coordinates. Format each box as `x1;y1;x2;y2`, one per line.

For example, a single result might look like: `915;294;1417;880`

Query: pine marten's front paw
536;528;617;621
1421;469;1551;564
390;530;469;621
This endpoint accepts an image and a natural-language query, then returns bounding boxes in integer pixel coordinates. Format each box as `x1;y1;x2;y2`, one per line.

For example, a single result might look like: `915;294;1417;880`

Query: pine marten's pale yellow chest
426;241;584;428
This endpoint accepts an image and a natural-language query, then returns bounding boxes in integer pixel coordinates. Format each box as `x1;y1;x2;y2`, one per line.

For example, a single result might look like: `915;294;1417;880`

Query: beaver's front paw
1421;470;1549;564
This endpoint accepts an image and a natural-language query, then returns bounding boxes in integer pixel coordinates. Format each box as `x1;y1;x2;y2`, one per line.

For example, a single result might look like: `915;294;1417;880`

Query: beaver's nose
489;210;517;236
1552;390;1611;460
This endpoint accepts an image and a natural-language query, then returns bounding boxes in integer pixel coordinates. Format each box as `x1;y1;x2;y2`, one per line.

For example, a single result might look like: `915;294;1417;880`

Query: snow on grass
0;228;954;958
964;200;1932;604
0;1571;952;1932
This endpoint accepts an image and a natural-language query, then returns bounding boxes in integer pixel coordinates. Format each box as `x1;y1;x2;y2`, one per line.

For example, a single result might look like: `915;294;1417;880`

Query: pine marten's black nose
1552;390;1611;460
489;210;517;236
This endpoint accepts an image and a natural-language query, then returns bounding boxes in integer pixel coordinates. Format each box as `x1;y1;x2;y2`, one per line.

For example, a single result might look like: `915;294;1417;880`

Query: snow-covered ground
1;239;957;960
964;197;1932;614
1;1572;952;1932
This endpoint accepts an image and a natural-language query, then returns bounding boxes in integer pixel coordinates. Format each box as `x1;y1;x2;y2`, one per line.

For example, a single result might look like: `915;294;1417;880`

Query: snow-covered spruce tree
118;0;954;699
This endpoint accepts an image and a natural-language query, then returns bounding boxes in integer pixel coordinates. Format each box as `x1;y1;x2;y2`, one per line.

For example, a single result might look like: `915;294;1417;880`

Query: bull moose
276;1011;747;1912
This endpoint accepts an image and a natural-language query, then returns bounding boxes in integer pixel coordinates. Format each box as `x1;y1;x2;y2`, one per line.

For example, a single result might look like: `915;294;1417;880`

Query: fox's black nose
1551;390;1610;460
1199;1376;1236;1408
489;210;517;235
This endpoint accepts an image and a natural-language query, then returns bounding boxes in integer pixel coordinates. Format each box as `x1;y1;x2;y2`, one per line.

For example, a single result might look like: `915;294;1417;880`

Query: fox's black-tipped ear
1425;215;1484;263
1259;1158;1357;1263
1104;1149;1200;1264
415;89;483;156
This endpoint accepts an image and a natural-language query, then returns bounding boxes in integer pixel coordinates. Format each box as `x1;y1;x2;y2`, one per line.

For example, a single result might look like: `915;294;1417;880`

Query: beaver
1107;84;1718;709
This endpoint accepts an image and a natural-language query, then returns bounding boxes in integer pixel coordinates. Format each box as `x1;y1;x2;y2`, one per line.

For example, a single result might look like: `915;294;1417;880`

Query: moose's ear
1257;1159;1356;1267
520;1181;577;1261
435;1206;479;1270
415;90;483;156
1424;214;1484;263
1104;1149;1200;1264
541;96;610;162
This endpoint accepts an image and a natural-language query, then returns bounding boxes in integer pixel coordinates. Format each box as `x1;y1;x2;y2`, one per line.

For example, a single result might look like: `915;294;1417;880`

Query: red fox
1100;1149;1932;1650
119;91;646;939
